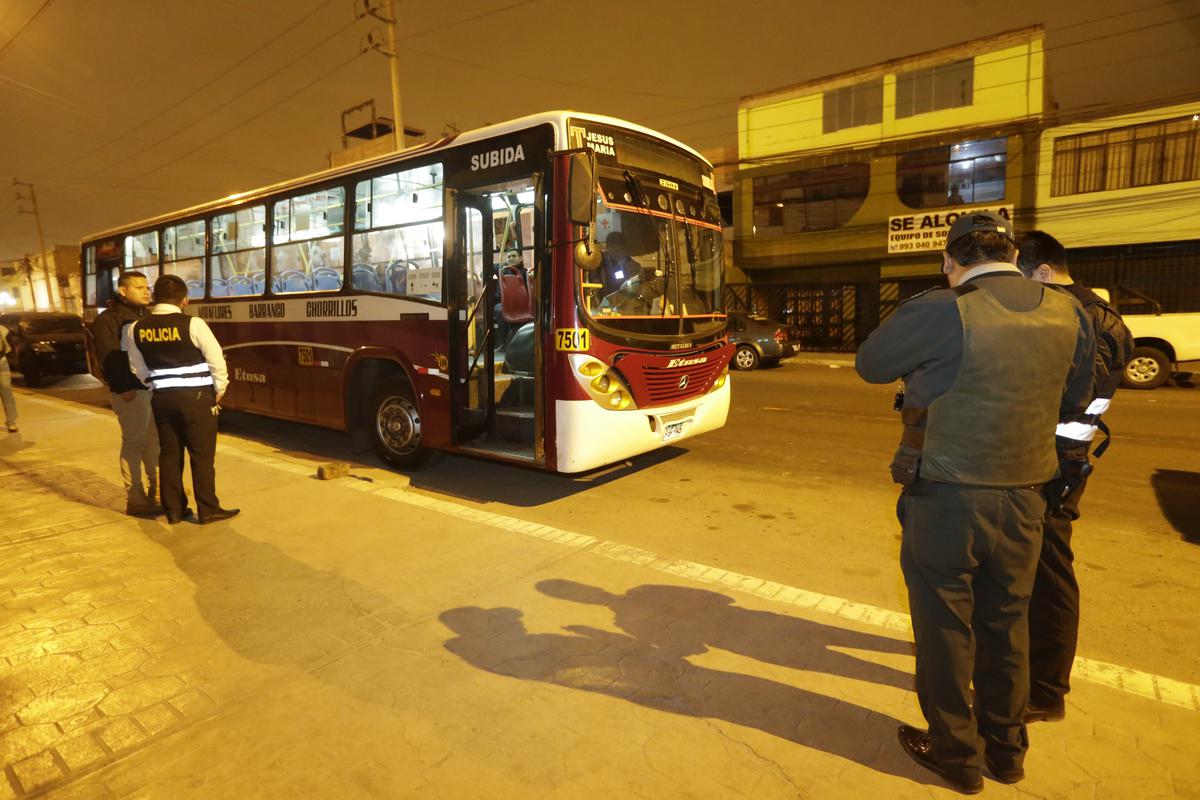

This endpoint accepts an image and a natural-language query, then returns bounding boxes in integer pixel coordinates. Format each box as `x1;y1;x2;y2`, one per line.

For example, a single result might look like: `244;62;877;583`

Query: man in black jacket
92;271;161;517
1017;230;1134;724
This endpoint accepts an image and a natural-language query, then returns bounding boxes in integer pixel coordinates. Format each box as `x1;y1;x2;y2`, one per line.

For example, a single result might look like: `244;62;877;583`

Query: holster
889;407;927;487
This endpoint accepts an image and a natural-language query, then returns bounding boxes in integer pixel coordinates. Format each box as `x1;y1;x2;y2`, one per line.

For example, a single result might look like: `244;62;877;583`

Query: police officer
125;274;239;525
1016;230;1133;724
93;270;161;517
856;212;1095;794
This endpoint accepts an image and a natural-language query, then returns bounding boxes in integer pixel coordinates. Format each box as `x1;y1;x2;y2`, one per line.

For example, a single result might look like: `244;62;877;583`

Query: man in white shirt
125;274;238;525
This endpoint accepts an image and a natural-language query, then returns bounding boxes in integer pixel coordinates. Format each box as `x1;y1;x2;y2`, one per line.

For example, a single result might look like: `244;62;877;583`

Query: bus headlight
568;353;638;411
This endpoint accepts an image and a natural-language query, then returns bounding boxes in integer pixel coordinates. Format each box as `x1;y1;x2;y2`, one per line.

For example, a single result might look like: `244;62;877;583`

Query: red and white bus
81;112;731;472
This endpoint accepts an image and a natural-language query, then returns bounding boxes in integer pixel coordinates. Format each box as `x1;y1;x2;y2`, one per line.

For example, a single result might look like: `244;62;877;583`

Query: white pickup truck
1120;312;1200;389
1091;288;1200;389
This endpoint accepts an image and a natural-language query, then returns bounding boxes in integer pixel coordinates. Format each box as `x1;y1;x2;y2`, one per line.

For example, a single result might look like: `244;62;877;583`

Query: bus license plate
661;421;685;442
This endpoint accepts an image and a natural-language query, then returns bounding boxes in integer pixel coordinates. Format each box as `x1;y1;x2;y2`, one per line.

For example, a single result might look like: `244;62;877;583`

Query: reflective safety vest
915;284;1080;487
1053;283;1133;457
132;313;213;391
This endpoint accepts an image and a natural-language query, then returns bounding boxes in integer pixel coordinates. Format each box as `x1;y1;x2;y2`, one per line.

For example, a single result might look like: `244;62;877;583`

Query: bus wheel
370;377;432;469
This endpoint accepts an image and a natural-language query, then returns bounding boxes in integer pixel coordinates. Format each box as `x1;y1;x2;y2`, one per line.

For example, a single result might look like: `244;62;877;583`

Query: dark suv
1;312;90;387
726;311;801;370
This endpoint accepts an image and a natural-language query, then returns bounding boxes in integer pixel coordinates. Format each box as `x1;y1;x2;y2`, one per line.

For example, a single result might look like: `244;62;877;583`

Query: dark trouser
899;480;1044;777
152;388;221;520
1028;474;1087;707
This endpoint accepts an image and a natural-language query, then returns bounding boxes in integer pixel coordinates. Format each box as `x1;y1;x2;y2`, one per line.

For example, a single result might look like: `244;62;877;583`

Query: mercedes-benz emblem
678;375;689;390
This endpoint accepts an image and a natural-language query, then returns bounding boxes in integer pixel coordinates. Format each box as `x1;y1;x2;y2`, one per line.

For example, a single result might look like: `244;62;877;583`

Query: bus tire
369;376;433;470
1122;345;1171;390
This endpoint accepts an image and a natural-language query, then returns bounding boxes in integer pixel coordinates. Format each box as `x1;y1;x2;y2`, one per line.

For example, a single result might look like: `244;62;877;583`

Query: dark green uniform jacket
857;266;1096;487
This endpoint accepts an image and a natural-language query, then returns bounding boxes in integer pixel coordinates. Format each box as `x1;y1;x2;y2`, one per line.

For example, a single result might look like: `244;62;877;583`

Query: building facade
0;246;81;314
732;26;1200;347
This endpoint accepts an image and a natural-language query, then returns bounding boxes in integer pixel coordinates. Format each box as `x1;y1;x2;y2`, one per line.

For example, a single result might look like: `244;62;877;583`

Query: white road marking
18;391;1200;713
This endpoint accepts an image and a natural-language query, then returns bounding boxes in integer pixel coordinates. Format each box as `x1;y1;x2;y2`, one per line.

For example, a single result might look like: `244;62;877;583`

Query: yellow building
736;26;1046;288
1033;102;1200;314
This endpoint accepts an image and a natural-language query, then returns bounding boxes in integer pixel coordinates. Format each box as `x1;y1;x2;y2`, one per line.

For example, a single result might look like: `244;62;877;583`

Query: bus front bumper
553;381;731;474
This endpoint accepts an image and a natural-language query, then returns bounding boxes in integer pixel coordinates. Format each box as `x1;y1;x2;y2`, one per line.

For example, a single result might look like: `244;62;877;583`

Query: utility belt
890;406;927;487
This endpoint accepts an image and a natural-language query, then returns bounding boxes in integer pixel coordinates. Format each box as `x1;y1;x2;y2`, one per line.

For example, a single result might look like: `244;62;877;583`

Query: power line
41;11;364;203
401;44;732;101
0;0;53;64
44;50;368;219
660;40;1200;151
39;0;337;180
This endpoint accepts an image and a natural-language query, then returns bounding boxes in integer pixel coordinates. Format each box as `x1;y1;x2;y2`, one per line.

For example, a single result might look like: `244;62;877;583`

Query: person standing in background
0;323;18;433
92;271;161;517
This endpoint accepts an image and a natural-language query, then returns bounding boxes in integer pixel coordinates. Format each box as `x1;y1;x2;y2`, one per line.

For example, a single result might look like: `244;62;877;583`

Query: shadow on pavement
407;447;687;507
145;522;405;668
218;407;689;507
440;603;923;784
0;455;125;512
536;580;914;690
1151;469;1200;543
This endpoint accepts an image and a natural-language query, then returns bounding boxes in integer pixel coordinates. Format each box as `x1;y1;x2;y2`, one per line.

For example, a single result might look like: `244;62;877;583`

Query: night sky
1;0;1198;259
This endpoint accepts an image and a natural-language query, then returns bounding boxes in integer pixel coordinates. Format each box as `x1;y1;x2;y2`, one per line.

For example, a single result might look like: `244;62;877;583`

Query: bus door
450;193;495;443
449;179;542;463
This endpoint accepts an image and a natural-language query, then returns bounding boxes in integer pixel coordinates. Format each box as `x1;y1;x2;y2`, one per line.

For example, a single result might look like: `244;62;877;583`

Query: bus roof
82;111;711;243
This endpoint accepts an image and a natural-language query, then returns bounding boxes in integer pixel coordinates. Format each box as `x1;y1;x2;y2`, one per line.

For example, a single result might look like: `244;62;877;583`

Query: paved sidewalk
1;387;1198;798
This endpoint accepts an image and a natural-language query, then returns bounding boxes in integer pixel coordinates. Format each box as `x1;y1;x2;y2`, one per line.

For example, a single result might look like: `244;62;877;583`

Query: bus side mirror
568;151;603;271
568;151;594;225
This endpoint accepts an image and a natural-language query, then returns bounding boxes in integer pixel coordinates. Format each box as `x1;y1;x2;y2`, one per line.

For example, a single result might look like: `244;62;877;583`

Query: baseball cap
945;211;1012;247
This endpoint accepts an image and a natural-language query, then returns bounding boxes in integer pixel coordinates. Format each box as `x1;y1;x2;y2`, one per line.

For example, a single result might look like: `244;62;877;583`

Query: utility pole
13;179;54;310
360;0;405;151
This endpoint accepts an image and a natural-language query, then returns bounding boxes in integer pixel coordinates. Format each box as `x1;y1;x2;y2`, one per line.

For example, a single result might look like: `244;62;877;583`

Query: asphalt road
36;360;1200;687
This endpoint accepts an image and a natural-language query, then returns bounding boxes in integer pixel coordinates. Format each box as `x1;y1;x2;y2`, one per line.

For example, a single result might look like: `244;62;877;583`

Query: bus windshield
579;175;724;341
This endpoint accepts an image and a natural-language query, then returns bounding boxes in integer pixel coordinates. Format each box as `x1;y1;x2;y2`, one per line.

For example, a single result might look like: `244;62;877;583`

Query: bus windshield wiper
622;170;676;319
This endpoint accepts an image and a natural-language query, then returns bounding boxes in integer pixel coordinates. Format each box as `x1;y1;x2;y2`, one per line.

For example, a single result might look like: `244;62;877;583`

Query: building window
1052;115;1200;196
896;137;1006;209
752;163;870;235
895;59;974;119
822;80;884;134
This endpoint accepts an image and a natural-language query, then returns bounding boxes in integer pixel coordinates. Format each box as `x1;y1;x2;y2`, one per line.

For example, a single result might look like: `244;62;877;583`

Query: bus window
210;206;266;297
272;187;346;294
352;163;443;300
163;219;206;299
123;231;160;283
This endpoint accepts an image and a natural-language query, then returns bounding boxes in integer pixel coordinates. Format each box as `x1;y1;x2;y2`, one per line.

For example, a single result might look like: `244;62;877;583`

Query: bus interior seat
185;279;205;299
210;277;229;297
229;275;255;295
277;270;310;293
312;266;342;291
251;272;267;294
385;260;409;294
499;266;533;325
502;322;535;375
353;264;381;292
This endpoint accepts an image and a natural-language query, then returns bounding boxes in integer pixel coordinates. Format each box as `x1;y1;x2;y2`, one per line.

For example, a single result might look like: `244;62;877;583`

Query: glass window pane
124;232;158;269
351;221;443;299
273;187;346;244
210;250;265;297
895;71;914;119
164;258;205;299
273;235;345;294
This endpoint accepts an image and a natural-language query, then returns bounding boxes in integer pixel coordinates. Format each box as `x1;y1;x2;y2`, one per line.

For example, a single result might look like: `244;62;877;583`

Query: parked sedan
0;311;90;387
727;311;801;370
